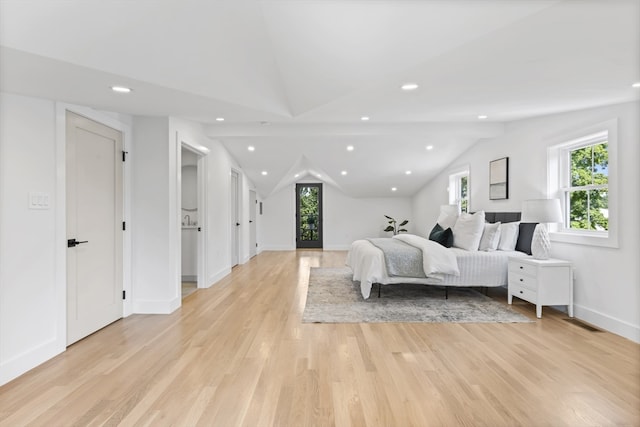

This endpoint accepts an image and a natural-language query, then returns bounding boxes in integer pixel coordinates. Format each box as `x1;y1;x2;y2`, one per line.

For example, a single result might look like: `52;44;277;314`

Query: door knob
67;238;88;248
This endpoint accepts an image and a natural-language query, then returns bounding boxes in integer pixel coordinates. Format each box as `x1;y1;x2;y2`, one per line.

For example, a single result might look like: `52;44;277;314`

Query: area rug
302;267;533;323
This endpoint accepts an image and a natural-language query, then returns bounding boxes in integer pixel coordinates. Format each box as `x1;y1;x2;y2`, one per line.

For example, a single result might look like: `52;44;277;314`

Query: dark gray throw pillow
429;223;454;248
515;222;537;255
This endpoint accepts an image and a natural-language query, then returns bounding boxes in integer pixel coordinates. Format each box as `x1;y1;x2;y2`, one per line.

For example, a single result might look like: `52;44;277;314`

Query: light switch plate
29;192;50;210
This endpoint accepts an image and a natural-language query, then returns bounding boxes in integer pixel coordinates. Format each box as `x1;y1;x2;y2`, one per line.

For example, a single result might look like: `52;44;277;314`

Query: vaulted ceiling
1;0;638;198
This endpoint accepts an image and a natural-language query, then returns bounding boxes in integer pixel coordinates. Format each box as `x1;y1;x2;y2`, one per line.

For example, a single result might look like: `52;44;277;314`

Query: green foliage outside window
568;142;608;231
460;176;469;213
299;186;319;241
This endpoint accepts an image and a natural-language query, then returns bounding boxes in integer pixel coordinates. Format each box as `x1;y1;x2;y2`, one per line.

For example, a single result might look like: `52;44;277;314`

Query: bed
346;212;534;299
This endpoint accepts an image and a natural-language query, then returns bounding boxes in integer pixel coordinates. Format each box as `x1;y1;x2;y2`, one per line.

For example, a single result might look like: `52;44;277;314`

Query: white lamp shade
521;199;563;223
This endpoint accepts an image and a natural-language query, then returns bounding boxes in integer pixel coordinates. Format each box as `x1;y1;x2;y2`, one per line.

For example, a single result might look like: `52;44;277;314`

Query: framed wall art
489;157;509;200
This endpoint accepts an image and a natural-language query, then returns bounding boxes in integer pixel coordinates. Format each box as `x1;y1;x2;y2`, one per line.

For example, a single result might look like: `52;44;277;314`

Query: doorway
296;183;323;249
180;147;198;298
249;190;257;258
66;111;123;345
178;141;208;297
230;170;240;267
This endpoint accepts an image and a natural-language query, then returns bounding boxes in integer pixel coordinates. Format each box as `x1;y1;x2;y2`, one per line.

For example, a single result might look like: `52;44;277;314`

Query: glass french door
296;183;323;248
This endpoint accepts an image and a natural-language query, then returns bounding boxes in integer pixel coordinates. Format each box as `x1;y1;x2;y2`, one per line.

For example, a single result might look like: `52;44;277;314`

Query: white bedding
346;236;527;299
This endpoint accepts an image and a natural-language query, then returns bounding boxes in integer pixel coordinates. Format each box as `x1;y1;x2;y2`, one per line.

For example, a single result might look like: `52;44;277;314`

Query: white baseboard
323;244;351;250
133;296;181;314
260;245;296;251
573;303;640;343
0;337;65;386
206;267;231;288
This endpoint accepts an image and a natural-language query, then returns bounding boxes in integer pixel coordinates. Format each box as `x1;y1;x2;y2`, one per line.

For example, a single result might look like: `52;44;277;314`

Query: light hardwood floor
1;250;639;426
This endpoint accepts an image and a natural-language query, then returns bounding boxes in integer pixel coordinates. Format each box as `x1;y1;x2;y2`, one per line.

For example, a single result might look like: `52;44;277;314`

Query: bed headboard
484;212;521;224
481;211;535;254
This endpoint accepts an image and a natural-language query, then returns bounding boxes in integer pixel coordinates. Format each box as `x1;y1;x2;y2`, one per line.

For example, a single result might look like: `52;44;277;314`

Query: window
564;139;608;232
449;168;469;213
548;119;618;248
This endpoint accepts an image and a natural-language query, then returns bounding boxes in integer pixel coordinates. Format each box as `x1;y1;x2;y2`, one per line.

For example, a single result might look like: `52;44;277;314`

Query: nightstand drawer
509;272;537;291
509;260;537;278
510;284;536;304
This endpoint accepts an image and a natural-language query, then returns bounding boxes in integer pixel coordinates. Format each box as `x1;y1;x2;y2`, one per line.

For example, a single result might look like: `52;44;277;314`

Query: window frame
547;119;618;248
448;166;470;213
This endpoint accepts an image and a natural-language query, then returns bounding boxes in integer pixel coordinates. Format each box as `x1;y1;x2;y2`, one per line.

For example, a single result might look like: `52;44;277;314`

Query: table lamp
521;199;563;259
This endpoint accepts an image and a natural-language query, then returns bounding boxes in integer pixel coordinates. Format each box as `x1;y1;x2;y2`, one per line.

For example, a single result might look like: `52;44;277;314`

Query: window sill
550;231;618;249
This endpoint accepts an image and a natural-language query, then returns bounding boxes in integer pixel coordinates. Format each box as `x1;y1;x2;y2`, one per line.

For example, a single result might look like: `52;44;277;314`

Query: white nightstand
508;257;573;318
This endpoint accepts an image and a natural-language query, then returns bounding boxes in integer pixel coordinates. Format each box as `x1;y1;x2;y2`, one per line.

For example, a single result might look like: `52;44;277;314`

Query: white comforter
346;234;459;299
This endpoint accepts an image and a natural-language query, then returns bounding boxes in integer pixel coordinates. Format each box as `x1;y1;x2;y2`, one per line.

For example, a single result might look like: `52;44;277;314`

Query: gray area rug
303;267;533;323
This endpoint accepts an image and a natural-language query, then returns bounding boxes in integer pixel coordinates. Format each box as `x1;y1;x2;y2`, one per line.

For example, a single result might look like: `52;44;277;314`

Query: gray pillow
515;223;537;255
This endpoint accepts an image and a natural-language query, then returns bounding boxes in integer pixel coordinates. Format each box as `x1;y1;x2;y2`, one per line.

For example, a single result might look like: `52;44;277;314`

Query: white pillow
478;222;501;251
498;222;520;251
437;205;459;230
452;211;485;251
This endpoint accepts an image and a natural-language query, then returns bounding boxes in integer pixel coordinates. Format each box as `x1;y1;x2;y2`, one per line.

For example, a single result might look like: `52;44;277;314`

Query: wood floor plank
1;250;638;426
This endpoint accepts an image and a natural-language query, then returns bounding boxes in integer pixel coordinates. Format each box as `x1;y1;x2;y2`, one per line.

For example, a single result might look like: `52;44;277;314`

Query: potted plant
383;215;409;235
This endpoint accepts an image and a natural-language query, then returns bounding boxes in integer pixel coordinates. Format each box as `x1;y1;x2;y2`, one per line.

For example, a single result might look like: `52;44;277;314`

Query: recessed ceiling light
478;115;488;120
401;83;419;91
247;146;255;152
361;116;370;121
111;86;131;93
346;145;355;151
391;187;397;192
632;82;640;88
405;170;412;175
216;117;225;122
294;174;300;178
261;171;268;176
426;145;434;150
341;171;347;175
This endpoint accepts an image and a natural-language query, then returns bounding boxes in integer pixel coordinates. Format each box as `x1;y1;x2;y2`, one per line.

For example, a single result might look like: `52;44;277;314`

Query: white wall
0;94;256;385
413;101;640;342
132;117;251;310
0;93;64;385
169;117;252;286
261;182;413;250
131;117;179;313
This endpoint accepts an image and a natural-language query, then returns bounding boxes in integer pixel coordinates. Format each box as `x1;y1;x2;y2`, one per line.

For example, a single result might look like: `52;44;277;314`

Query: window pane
589;189;608;231
460;176;468;198
592;142;608;185
569;190;589;230
569;189;608;231
459;175;469;213
299;186;319;241
570;145;594;187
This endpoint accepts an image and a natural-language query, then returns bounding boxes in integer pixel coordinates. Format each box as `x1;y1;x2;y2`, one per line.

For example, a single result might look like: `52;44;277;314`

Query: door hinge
122;151;128;162
122;221;126;231
122;290;126;300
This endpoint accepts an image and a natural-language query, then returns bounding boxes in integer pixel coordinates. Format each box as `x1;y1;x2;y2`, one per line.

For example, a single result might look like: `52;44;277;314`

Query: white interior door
231;170;239;267
249;190;257;258
66;111;123;345
196;153;207;288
